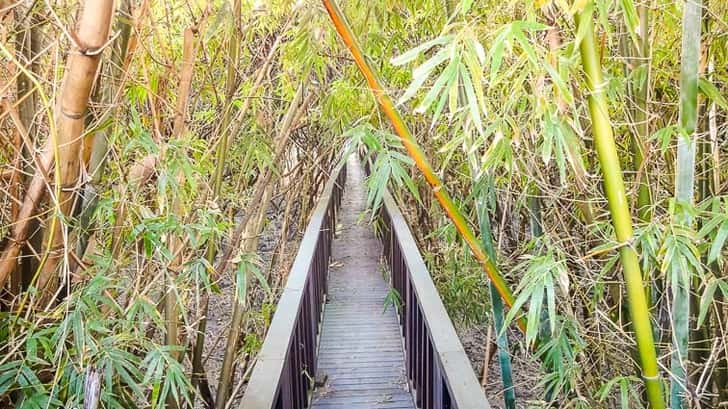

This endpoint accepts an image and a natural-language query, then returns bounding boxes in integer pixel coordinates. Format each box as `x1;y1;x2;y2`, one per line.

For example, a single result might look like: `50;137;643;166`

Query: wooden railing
239;162;346;409
377;186;491;409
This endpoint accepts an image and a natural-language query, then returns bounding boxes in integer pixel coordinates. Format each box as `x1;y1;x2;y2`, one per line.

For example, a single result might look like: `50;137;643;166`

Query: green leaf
412;47;450;80
697;279;718;328
417;56;458;114
511;23;539;64
489;26;510;83
619;0;641;50
462;43;487;113
236;261;249;303
708;221;728;264
390;35;452;66
397;65;434;105
650;125;677;154
398;46;452;106
460;65;483;134
698;77;728;110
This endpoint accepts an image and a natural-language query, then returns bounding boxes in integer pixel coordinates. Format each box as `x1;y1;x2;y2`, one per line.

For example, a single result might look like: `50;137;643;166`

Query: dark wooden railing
378;190;491;409
239;162;346;409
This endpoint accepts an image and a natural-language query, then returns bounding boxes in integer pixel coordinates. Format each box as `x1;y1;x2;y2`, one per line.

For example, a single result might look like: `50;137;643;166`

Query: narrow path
311;156;415;409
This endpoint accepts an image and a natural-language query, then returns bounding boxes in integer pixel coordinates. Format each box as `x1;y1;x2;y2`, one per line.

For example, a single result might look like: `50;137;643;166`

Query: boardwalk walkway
311;156;415;409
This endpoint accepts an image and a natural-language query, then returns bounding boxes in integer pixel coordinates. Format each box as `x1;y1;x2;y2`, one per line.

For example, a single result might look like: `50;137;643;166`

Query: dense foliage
0;0;726;408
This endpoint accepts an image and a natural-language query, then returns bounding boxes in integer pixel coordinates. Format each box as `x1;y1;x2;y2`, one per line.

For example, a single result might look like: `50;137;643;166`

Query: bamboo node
615;237;635;250
75;31;121;56
60;108;84;120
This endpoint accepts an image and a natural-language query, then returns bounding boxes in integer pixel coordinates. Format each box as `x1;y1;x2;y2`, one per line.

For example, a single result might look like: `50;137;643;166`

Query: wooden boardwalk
311;157;415;409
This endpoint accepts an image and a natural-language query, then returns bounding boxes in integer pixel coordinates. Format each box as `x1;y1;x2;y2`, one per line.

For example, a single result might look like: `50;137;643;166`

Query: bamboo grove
0;0;727;408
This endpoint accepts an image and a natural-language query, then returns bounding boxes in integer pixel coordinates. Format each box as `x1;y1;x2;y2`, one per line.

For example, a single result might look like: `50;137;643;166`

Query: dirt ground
458;325;545;408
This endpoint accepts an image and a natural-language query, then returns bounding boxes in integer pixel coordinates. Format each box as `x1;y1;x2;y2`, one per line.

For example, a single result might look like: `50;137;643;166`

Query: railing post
434;364;443;409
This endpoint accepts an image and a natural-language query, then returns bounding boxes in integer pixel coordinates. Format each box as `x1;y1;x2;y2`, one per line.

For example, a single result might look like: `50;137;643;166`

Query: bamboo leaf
698;77;728;110
619;0;641;49
489;27;510;83
390;35;452;66
412;47;450;80
697;279;718;328
460;65;483;134
462;44;487;114
398;64;435;105
708;221;728;264
416;55;457;113
526;283;544;346
448;57;461;117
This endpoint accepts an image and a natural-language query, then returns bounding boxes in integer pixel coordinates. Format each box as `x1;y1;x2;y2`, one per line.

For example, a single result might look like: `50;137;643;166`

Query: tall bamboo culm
37;0;115;303
573;2;664;408
672;1;702;407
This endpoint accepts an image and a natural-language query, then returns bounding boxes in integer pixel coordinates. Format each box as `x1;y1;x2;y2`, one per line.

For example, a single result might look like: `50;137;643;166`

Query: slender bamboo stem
672;1;702;407
321;0;523;331
574;3;664;408
632;3;653;222
475;177;516;409
192;1;241;403
165;26;198;409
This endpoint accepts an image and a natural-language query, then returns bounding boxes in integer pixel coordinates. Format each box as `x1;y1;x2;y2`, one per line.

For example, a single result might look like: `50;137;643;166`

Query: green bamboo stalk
574;3;664;408
321;0;525;332
672;1;702;407
632;3;653;223
463;121;515;406
475;176;516;409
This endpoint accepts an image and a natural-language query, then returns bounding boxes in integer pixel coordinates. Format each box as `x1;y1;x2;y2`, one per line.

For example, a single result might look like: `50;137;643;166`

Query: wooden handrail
368;155;490;408
239;161;346;409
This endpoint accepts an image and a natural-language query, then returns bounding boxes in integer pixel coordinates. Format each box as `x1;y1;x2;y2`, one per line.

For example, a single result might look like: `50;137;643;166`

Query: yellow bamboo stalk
321;0;523;331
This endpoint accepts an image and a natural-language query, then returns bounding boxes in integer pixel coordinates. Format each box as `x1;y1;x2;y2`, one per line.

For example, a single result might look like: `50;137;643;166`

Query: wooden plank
311;157;415;409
